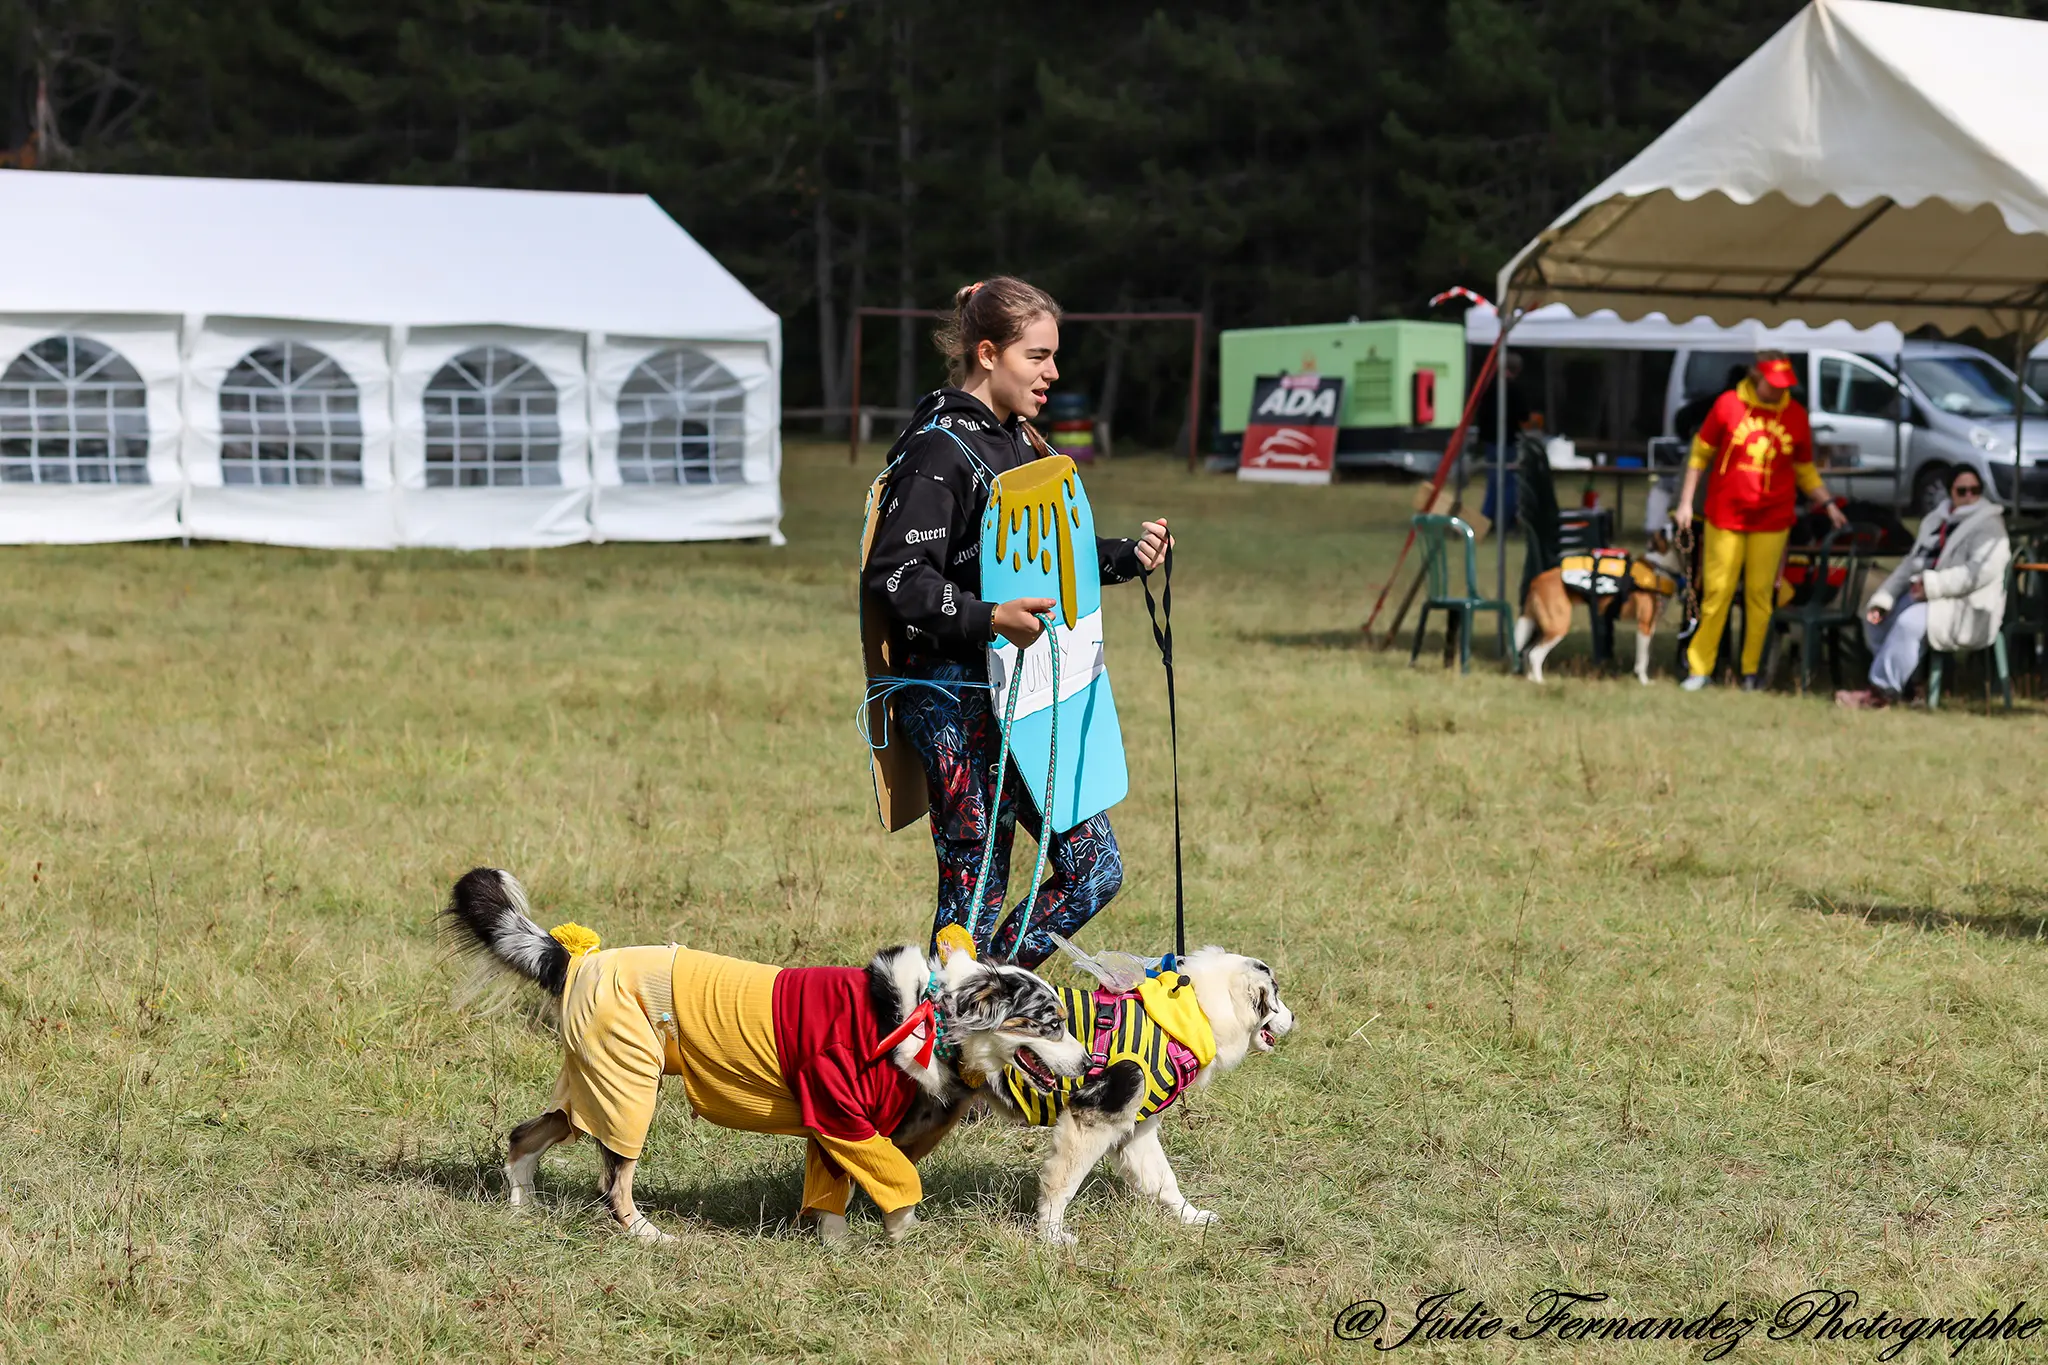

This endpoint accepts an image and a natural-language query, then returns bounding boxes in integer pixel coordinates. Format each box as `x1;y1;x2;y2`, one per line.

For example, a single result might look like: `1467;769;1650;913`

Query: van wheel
1911;463;1950;515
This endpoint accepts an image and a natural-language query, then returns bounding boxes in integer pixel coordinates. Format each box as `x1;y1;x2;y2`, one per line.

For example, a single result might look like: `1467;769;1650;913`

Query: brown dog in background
1515;533;1683;684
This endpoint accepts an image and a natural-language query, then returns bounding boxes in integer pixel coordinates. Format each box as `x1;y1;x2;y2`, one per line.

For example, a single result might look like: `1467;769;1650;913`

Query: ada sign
1239;373;1343;485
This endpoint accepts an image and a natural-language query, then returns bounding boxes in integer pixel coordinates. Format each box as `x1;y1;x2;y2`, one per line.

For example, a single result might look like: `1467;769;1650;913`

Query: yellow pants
1686;524;1788;679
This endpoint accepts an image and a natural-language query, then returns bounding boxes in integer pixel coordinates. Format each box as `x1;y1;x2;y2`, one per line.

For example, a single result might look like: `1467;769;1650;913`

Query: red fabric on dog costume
771;967;922;1212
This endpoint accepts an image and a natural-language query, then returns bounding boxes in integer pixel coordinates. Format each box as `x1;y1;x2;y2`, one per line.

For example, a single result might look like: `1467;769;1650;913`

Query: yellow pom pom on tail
548;922;602;957
934;924;978;964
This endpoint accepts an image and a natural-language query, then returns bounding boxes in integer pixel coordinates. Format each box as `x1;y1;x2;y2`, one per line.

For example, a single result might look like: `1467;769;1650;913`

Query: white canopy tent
1464;302;1901;355
1481;0;2048;598
1499;0;2048;338
0;170;782;548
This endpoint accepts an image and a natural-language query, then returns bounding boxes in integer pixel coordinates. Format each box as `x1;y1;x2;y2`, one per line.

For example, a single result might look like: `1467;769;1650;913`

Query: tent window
220;343;364;487
618;348;747;484
423;347;561;487
0;336;151;485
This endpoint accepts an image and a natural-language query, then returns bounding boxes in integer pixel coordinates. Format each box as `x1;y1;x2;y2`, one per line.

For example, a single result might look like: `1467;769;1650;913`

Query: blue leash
856;674;991;751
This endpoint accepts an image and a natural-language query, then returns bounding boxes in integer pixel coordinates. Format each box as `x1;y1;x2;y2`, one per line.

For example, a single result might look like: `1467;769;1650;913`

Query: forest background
2;0;2033;447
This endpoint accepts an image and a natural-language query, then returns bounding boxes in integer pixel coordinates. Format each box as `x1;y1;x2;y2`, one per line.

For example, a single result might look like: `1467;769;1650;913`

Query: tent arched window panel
220;342;364;486
423;347;561;487
617;348;747;485
0;336;151;485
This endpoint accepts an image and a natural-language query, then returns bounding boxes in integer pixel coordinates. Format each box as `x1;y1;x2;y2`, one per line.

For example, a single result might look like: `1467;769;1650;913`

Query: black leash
1137;543;1185;966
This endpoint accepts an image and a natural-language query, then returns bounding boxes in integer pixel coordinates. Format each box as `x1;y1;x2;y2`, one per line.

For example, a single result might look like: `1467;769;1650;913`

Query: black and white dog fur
983;948;1295;1245
442;868;1088;1246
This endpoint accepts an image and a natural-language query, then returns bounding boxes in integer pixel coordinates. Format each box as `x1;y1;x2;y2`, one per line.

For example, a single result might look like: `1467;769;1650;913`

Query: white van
1663;340;2048;513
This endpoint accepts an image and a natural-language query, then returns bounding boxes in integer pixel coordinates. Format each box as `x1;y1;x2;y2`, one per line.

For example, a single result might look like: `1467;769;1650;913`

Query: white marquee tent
0;170;782;548
1499;0;2048;338
1471;0;2048;600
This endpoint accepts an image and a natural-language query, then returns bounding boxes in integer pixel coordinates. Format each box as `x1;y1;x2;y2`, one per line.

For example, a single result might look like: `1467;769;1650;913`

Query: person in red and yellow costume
1674;351;1848;690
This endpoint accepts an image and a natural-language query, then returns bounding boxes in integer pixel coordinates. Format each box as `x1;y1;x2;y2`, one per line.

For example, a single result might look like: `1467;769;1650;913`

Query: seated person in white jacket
1836;468;2010;709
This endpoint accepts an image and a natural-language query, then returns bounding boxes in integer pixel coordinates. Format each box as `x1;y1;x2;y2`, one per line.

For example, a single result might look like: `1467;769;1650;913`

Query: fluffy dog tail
442;867;572;997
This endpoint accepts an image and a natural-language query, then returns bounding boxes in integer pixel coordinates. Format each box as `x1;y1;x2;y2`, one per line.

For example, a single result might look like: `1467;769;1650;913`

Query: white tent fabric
1465;302;1903;354
1500;0;2048;335
588;334;781;543
0;170;782;548
181;318;398;549
393;326;593;550
0;315;183;543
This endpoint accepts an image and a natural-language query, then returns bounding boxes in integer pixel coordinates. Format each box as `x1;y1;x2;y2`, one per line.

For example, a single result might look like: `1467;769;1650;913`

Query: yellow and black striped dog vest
1001;984;1207;1125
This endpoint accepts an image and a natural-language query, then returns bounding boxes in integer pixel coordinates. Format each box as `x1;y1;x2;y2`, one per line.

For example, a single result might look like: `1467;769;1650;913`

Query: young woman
863;277;1171;968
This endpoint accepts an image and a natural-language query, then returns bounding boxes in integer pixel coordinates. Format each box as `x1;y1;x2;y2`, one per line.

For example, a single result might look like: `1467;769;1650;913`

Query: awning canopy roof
1465;302;1902;354
1500;0;2048;336
0;169;777;343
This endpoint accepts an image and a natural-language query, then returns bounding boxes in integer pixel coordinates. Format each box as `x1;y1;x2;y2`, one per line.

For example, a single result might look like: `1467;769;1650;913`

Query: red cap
1757;357;1798;390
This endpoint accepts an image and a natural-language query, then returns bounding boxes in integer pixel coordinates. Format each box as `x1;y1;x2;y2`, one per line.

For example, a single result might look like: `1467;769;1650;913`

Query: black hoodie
865;387;1142;667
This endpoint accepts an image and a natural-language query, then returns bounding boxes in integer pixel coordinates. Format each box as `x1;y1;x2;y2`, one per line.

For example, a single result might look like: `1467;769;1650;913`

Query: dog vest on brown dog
1559;548;1633;599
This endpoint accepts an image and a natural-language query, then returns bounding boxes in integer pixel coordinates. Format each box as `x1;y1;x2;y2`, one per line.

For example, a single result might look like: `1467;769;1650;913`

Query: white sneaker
1679;674;1709;692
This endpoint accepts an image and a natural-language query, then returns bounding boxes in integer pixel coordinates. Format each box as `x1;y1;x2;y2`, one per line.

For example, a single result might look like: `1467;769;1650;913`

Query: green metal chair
1409;514;1513;674
1761;521;1881;694
1929;631;2013;710
1999;530;2048;689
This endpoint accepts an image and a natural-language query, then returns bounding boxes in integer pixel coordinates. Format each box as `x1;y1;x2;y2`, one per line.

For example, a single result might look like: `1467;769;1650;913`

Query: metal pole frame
2016;329;2028;522
1993;294;2048;520
1893;348;1905;510
846;306;1205;465
1494;305;1520;606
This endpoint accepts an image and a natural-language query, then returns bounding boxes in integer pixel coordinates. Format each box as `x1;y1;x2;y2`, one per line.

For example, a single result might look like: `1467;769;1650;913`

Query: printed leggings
894;660;1123;969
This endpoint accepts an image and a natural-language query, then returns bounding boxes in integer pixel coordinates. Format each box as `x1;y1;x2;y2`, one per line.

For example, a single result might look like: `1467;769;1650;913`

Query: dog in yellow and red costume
442;868;1088;1246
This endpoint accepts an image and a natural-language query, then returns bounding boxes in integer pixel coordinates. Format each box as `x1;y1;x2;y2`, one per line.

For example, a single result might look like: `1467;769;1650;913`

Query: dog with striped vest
983;943;1294;1245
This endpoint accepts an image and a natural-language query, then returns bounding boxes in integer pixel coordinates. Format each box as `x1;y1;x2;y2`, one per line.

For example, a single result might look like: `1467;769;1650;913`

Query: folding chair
1762;521;1882;693
1410;514;1513;674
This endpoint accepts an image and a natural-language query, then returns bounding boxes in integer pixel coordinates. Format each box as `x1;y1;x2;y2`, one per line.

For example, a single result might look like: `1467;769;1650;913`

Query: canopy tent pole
1495;306;1519;606
2014;329;2025;520
2005;298;2048;517
1894;349;1905;509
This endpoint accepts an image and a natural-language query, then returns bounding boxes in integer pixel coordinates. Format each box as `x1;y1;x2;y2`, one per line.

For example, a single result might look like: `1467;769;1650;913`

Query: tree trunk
811;17;844;427
1099;284;1133;454
841;206;870;437
1179;274;1216;463
893;10;917;412
1603;353;1625;444
1354;177;1379;319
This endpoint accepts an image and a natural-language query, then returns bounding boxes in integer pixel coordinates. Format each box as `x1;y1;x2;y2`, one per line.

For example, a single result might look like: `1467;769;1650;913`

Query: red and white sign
1239;373;1342;485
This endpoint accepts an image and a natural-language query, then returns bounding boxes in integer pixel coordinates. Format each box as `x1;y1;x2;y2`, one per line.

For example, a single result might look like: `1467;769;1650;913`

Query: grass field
4;439;2047;1363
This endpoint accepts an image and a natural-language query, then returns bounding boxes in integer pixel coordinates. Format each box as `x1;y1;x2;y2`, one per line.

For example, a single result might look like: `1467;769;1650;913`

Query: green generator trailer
1217;320;1465;473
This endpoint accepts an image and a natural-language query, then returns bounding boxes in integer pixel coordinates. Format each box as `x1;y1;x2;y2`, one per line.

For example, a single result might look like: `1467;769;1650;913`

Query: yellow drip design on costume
992;456;1080;628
